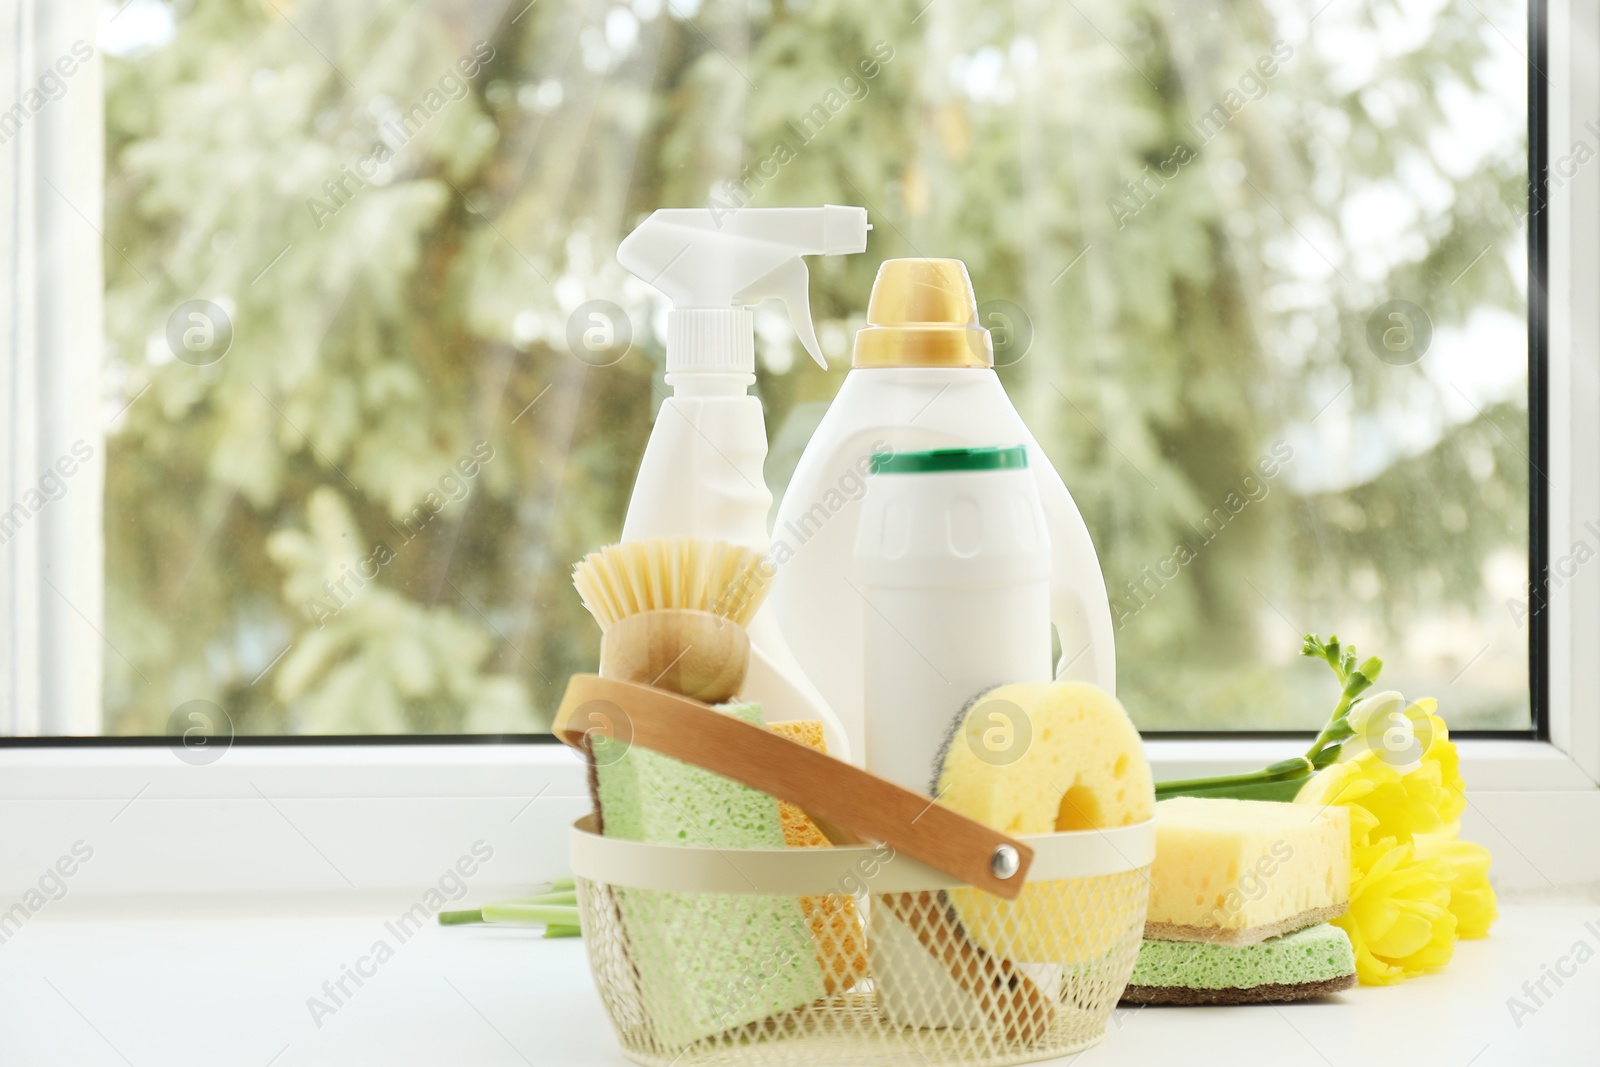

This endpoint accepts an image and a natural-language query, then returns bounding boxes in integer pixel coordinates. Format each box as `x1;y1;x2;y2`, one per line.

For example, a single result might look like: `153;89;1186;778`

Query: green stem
481;902;582;925
1302;657;1380;768
439;885;579;927
1151;635;1384;802
543;923;582;938
438;909;485;925
1152;757;1313;800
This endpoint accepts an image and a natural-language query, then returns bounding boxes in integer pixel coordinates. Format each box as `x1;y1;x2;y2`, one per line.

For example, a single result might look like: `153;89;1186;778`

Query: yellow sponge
935;682;1154;962
1145;797;1350;944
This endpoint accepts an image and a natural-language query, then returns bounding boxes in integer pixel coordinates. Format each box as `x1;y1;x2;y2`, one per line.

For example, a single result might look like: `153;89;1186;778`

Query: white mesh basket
570;814;1153;1067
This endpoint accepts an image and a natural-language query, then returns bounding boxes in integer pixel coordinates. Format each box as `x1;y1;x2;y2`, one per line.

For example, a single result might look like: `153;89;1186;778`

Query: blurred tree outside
98;0;1530;735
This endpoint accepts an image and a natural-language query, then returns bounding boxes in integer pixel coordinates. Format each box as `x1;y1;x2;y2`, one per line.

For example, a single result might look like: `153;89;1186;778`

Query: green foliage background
101;0;1530;735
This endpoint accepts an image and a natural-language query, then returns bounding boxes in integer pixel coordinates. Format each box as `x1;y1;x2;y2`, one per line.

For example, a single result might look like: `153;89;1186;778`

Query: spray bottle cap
618;206;870;375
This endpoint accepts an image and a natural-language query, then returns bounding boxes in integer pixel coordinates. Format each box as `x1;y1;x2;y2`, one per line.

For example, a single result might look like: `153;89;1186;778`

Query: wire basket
570;814;1153;1067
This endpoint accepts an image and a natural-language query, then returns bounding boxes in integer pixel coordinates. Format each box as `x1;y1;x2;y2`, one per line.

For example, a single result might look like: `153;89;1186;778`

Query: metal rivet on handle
990;844;1020;880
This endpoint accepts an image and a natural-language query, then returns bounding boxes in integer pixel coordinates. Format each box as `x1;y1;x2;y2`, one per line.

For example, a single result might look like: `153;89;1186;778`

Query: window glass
96;0;1530;735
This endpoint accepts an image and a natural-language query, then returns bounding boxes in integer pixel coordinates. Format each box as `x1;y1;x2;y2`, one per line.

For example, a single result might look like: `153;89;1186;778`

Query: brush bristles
572;539;774;630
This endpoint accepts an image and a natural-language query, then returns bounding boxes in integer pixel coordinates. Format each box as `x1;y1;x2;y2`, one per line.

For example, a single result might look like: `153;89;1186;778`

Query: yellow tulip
1337;837;1457;985
1417;832;1498;939
1297;698;1495;983
1296;743;1458;845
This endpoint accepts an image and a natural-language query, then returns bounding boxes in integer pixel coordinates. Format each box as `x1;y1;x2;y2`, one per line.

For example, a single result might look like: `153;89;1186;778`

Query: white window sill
2;736;1588;798
1;899;1593;1066
0;736;1594;899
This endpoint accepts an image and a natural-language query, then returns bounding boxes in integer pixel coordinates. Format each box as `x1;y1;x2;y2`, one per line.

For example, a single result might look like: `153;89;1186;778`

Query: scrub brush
573;538;770;703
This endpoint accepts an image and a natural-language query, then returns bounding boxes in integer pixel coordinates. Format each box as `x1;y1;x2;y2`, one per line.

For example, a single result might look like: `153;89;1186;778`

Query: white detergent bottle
857;444;1055;1030
855;445;1051;796
773;258;1115;764
616;205;869;760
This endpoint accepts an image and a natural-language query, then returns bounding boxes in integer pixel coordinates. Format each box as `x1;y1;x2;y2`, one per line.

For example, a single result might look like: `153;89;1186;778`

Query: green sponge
1122;923;1356;1005
593;702;825;1046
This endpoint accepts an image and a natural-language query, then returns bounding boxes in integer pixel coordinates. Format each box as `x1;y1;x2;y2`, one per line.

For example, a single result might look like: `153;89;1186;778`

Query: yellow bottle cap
852;258;993;369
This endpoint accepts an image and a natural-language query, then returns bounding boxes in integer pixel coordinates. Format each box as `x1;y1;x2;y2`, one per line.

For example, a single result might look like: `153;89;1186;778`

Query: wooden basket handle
553;674;1033;899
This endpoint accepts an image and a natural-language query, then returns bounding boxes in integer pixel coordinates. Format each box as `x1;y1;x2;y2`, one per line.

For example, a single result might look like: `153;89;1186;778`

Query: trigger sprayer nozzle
617;205;870;375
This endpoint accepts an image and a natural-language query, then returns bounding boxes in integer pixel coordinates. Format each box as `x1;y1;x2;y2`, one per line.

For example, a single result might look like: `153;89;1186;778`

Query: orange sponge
770;719;871;994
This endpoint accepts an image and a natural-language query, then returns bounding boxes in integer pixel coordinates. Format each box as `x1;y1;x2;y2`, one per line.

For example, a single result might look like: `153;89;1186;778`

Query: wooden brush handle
554;674;1034;899
599;609;748;704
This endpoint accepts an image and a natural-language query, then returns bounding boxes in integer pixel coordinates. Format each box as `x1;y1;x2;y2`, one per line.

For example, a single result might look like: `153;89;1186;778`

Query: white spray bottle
616;205;869;760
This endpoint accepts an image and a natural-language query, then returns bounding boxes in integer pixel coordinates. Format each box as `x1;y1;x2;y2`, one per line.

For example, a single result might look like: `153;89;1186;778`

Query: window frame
1;0;104;737
0;0;1593;901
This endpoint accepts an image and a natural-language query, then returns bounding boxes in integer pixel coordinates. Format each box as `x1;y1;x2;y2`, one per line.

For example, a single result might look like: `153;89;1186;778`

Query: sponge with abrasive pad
593;701;826;1045
1144;797;1350;945
1122;796;1356;1006
1122;922;1356;1004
